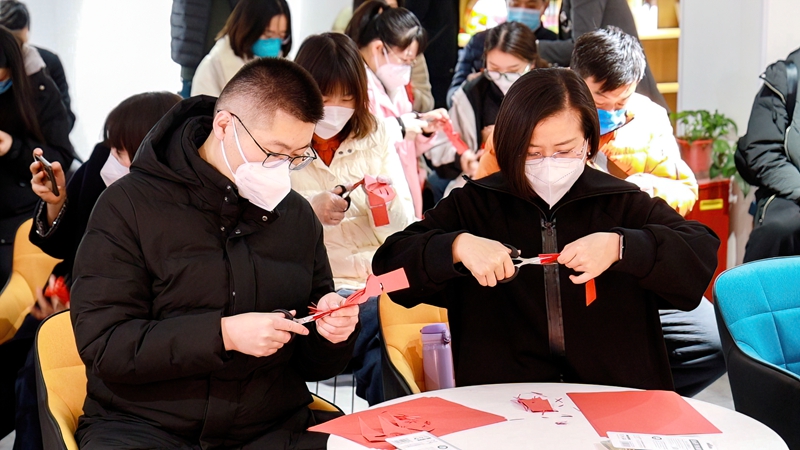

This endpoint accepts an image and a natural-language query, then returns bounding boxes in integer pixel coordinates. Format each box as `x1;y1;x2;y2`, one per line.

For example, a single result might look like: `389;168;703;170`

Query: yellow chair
0;218;61;344
34;311;344;450
378;293;449;399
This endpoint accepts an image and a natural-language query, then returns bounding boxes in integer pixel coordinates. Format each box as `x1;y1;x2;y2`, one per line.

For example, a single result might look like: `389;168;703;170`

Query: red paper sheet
308;397;506;449
568;390;721;438
585;279;597;306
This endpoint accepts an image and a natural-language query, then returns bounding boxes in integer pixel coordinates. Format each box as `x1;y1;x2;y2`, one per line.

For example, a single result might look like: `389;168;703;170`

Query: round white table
326;383;788;449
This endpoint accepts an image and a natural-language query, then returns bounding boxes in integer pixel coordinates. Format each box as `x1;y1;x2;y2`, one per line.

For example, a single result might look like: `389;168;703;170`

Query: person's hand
0;130;12;157
419;108;449;134
30;148;67;225
375;175;392;185
313;292;359;344
460;149;479;177
625;173;656;197
221;311;309;357
30;275;68;321
399;113;427;138
558;232;621;284
466;71;483;82
452;233;515;287
480;125;495;146
310;189;350;226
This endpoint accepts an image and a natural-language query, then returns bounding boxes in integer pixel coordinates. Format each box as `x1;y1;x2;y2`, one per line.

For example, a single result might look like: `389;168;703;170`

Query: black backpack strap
786;61;798;123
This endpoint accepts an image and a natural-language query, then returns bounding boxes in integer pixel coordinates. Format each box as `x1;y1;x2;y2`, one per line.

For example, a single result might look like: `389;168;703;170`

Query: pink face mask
374;48;411;92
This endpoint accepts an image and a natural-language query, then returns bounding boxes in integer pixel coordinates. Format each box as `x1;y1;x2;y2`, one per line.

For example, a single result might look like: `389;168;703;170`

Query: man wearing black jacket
70;58;359;449
738;47;800;262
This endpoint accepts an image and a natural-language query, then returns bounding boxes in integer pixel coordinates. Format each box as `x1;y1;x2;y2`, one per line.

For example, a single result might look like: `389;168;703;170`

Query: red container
678;139;714;180
685;179;730;301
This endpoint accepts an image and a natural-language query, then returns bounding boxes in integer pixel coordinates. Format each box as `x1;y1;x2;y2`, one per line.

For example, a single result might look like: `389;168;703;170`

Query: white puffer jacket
290;121;416;290
191;35;248;97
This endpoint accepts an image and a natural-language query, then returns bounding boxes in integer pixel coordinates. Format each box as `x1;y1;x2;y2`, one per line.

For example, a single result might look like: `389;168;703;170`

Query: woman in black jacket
0;26;72;286
373;68;719;391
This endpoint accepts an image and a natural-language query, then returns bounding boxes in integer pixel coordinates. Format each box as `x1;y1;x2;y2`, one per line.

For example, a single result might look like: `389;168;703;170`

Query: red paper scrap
308;269;409;320
538;253;560;264
443;120;469;155
567;390;722;438
585;279;597;306
514;396;554;413
44;276;70;307
308;396;506;449
364;175;396;227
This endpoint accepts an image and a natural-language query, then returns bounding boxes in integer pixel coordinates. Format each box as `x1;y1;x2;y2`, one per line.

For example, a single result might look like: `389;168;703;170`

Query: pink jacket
365;65;434;218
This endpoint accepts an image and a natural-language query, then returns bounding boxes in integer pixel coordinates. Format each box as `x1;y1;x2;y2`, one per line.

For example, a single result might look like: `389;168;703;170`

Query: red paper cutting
308;396;506;449
515;396;554;413
443;120;469;155
538;253;560;264
44;276;70;307
568;390;721;438
308;268;409;320
585;279;597;306
364;175;396;227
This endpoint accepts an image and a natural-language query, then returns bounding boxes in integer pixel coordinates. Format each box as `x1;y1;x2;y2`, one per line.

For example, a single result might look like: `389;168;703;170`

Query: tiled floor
0;374;735;449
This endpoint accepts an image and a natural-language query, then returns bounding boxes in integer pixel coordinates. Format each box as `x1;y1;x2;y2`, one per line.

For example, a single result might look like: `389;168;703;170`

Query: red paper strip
443;120;469;155
585;279;597;306
309;268;409;319
364;175;396;227
538;253;560;264
44;276;70;307
309;397;506;449
568;390;722;438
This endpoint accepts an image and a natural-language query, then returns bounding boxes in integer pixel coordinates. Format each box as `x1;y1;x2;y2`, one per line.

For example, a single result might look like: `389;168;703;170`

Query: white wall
286;0;350;59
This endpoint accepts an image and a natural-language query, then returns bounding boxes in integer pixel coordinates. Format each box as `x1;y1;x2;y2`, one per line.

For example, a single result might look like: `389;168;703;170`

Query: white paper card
385;431;461;450
607;432;718;450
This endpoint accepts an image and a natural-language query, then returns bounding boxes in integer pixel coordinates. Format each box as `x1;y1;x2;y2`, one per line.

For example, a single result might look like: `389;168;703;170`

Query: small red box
684;179;730;301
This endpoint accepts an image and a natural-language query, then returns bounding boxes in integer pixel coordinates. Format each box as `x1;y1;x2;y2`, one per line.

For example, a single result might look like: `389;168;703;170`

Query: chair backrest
714;256;800;377
35;310;85;450
378;293;448;398
0;219;61;344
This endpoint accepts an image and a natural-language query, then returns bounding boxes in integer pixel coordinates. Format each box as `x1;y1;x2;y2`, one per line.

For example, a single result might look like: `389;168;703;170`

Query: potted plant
671;110;737;180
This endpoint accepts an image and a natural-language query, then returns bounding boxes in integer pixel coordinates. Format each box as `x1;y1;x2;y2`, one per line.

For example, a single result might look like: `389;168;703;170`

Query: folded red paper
309;397;506;449
442;120;469;155
307;268;409;321
568;390;721;438
364;175;395;227
514;396;554;413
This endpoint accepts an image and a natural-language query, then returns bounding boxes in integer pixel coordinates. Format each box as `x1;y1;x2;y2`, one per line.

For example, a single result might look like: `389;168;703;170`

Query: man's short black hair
570;26;646;93
0;0;29;30
216;57;324;126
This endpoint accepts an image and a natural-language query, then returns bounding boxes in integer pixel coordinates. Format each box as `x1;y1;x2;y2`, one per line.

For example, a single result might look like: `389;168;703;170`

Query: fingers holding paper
558;232;621;284
314;292;359;344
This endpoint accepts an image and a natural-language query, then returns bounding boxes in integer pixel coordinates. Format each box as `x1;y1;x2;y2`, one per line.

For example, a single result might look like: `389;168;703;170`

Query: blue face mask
597;108;627;135
252;38;282;58
0;78;12;95
507;7;542;30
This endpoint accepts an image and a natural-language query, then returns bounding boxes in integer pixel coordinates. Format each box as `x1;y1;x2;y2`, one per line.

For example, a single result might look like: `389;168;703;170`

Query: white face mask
525;151;587;208
492;76;517;96
315;106;355;140
100;150;130;187
374;48;412;92
221;119;292;212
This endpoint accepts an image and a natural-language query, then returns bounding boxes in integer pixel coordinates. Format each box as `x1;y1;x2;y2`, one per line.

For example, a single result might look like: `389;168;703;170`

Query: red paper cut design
537;253;560;264
568;390;722;438
442;120;469;155
514;396;554;413
309;397;506;449
363;175;396;227
44;276;70;307
586;279;597;306
307;268;409;321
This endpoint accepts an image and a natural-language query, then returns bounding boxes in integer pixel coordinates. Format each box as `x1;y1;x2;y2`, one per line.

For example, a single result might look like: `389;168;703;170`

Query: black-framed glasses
228;112;318;171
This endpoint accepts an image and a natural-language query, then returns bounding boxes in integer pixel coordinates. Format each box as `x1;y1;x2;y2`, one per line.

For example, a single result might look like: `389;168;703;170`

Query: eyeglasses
526;140;588;165
229;112;318;171
383;43;416;67
485;64;531;82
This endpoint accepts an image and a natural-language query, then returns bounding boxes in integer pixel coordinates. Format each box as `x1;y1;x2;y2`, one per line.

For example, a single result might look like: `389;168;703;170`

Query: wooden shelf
657;82;679;94
640;27;680;41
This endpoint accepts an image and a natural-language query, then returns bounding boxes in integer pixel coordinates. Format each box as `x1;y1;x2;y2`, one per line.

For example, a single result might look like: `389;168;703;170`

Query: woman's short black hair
494;68;600;199
104;92;182;158
218;0;292;60
345;0;426;53
570;26;646;93
484;21;549;69
0;1;30;31
295;33;377;140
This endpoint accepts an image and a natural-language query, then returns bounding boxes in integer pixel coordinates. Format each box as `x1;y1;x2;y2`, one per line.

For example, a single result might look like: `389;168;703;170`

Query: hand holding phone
34;154;60;197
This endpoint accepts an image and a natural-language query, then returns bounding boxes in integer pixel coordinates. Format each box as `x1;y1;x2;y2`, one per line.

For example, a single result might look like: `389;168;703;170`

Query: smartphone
34;154;60;197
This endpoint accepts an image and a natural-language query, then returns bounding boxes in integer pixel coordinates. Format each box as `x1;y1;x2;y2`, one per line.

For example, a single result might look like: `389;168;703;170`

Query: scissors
270;309;315;343
499;244;560;283
334;179;366;212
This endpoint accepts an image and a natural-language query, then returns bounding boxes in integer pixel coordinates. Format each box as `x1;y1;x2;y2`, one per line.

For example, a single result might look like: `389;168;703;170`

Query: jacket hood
762;47;800;96
467;165;642;210
131;95;217;187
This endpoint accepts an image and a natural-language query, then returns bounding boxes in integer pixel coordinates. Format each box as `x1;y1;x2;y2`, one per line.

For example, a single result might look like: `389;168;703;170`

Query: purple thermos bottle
421;323;455;391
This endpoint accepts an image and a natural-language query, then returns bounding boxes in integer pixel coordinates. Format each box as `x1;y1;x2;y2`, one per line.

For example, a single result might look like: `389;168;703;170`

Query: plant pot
677;138;714;180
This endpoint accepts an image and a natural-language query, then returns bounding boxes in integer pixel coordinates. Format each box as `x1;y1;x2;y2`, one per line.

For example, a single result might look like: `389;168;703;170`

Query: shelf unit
639;0;680;112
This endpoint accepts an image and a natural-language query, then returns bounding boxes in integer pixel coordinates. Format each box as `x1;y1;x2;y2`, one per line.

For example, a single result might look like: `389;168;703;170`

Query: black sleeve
609;194;720;311
739;76;800;200
29;163;90;259
372;189;471;309
290;216;359;381
71;186;229;385
43;56;75;130
447;35;482;107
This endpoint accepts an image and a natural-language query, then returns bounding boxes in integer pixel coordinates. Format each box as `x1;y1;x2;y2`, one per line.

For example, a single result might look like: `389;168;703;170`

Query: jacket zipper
466;178;640;359
759;194;778;225
762;77;795;157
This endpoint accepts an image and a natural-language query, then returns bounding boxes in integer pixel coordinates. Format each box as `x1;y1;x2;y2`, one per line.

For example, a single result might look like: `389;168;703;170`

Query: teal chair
714;256;800;450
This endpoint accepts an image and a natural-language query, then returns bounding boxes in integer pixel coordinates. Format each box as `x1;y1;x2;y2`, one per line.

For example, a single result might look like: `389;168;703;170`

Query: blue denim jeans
337;290;383;405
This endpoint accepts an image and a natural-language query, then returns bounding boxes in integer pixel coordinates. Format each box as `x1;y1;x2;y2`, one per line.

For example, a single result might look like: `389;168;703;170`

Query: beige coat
290;121;416;290
191;36;248;97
